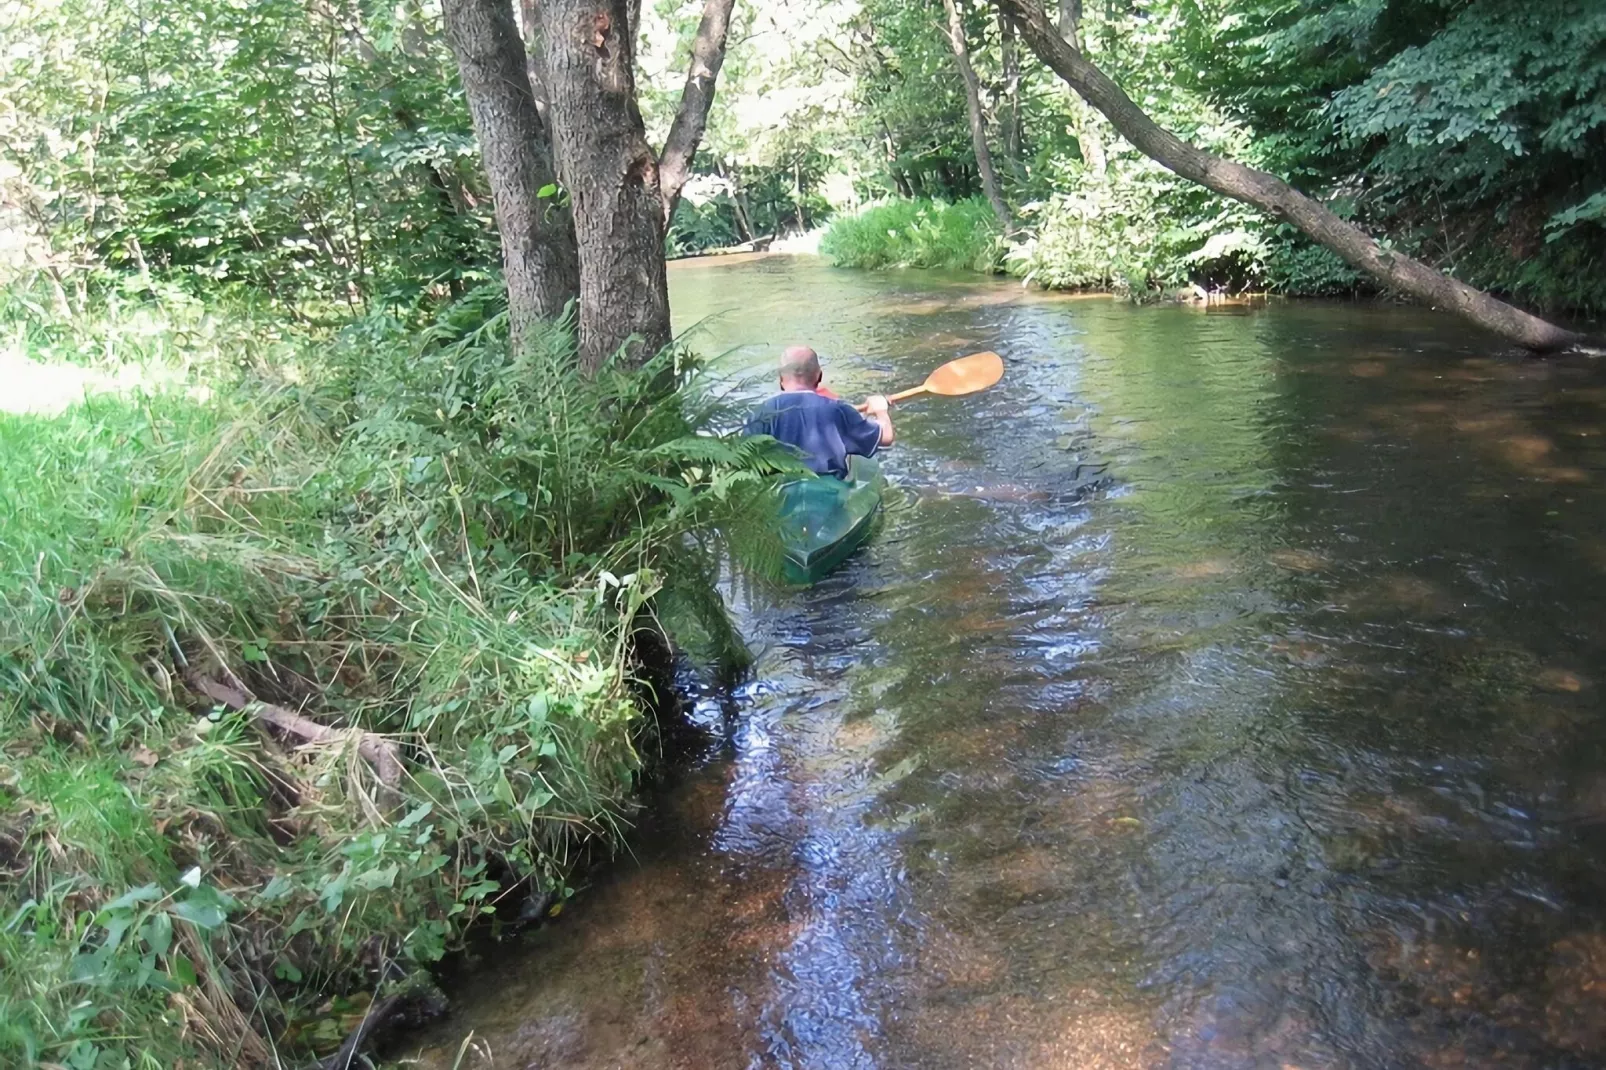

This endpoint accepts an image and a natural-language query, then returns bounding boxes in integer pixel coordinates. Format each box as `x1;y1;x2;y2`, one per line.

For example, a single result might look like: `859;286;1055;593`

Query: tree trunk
658;0;736;223
544;0;671;371
995;0;1581;352
442;0;578;349
1056;0;1081;45
518;0;551;121
998;13;1023;166
1056;0;1105;174
941;0;1012;231
718;160;755;241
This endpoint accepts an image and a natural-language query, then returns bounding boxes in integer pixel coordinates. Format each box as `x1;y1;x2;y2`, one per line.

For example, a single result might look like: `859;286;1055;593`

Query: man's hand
862;395;895;447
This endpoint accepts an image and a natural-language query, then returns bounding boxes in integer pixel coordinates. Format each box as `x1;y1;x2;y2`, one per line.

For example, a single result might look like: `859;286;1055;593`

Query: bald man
745;346;894;478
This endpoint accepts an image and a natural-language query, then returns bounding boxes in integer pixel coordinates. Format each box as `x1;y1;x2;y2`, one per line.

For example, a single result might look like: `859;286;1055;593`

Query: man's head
779;345;822;390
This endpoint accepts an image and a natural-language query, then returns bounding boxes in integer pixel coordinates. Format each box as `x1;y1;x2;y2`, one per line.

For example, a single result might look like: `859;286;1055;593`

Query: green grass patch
820;197;1005;273
0;286;791;1067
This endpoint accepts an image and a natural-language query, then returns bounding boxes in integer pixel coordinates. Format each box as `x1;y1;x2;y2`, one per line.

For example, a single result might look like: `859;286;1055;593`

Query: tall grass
0;286;792;1067
820;197;1005;273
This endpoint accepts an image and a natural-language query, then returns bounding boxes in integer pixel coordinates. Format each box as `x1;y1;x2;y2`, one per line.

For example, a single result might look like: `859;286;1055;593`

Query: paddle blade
924;351;1003;396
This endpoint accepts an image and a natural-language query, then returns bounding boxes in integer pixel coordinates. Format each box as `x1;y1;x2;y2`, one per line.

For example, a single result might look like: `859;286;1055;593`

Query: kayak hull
777;455;887;585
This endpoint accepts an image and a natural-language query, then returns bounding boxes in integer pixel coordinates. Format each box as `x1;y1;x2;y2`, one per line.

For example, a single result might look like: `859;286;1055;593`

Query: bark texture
442;0;578;349
941;0;1012;231
659;0;736;223
996;0;1580;352
544;0;671;371
518;0;552;120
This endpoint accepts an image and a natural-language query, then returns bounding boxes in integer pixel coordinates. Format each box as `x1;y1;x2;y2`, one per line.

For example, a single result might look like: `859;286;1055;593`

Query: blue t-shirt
746;390;882;478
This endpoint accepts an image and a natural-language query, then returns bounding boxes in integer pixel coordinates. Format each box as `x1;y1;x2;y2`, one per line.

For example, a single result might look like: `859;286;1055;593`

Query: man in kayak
747;346;894;478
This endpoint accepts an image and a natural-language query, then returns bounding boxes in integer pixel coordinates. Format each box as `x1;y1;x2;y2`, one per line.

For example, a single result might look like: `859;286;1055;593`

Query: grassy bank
820;187;1358;298
0;287;784;1067
822;181;1602;311
819;198;1006;273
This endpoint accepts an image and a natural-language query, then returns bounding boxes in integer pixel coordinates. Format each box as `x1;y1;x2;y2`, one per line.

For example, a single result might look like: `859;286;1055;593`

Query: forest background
1;0;1603;1066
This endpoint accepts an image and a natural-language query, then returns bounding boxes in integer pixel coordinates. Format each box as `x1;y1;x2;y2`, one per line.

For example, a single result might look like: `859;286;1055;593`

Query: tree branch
658;0;736;223
992;0;1582;352
188;673;402;787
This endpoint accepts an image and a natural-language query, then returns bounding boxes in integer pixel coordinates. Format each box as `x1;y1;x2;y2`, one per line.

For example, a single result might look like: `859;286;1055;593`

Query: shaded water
409;257;1606;1068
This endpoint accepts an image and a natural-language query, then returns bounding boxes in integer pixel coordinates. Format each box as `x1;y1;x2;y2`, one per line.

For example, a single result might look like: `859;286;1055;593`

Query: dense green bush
0;288;790;1067
820;198;1004;273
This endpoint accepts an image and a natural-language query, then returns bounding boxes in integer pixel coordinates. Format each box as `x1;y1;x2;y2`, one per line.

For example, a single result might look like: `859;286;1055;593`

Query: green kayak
776;454;887;585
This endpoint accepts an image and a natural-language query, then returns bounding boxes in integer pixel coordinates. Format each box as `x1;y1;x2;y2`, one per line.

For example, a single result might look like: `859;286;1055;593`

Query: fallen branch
188;673;402;787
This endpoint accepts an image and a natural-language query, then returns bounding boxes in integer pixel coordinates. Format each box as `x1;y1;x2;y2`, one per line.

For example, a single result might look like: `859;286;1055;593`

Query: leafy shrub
0;288;790;1066
1262;230;1366;296
1007;152;1272;295
821;198;1004;273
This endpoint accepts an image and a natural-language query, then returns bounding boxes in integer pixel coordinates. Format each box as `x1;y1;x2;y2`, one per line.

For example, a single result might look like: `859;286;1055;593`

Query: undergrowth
0;286;794;1067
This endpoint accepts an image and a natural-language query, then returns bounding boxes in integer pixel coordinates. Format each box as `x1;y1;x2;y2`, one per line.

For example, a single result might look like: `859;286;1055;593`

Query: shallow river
410;256;1606;1068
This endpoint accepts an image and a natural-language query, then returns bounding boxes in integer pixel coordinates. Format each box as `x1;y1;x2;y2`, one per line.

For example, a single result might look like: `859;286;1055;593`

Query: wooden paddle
855;351;1004;412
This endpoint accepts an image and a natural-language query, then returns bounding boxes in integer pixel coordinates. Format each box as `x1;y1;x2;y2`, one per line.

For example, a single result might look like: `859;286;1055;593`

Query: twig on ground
187;672;402;787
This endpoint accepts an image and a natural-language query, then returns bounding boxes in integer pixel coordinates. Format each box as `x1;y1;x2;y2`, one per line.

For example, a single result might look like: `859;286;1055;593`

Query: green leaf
171;899;227;931
397;802;433;829
169;954;199;988
104;884;163;913
320;872;348;915
142;911;173;957
353;862;399;891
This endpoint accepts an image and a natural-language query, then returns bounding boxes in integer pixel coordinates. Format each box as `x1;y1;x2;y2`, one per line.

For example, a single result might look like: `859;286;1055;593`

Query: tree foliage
818;0;1606;313
1;0;493;312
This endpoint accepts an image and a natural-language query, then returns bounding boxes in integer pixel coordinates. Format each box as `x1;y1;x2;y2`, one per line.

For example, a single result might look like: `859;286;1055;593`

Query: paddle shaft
851;351;1004;413
855;385;928;412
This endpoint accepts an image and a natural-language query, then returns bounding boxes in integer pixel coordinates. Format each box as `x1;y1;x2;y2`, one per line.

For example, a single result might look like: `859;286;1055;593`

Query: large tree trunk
544;0;671;371
941;0;1012;231
658;0;736;223
442;0;578;350
995;0;1581;352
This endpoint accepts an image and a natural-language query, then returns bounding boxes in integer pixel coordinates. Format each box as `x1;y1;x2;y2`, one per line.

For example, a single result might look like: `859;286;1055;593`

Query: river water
409;256;1606;1068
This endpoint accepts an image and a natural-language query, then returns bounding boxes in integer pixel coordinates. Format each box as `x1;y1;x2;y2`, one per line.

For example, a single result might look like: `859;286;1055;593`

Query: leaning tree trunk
442;0;578;350
544;0;672;371
941;0;1012;231
995;0;1580;352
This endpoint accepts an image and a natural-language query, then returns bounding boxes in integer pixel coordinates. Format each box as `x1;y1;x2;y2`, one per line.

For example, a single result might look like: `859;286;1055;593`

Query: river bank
0;289;778;1068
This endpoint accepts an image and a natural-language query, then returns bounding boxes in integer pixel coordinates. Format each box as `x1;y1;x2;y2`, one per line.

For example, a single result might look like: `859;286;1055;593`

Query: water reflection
407;258;1606;1069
